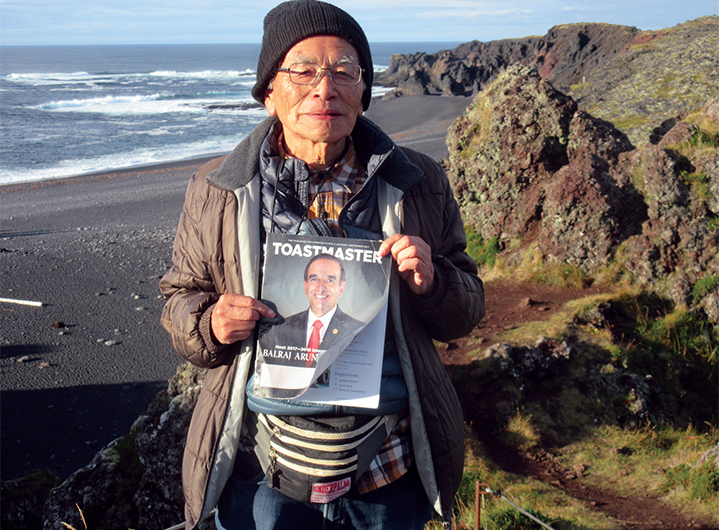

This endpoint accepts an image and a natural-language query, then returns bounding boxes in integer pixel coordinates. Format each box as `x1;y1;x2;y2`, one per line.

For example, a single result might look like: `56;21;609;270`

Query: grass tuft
60;504;88;530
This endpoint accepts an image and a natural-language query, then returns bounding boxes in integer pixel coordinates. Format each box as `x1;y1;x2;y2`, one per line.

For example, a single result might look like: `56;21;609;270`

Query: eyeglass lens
288;63;362;86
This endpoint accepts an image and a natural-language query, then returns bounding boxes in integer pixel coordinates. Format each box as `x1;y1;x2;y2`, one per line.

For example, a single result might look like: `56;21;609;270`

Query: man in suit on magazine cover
261;253;364;370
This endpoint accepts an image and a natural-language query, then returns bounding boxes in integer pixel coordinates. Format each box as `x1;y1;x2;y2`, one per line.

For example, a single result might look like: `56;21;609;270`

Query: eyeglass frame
275;62;364;87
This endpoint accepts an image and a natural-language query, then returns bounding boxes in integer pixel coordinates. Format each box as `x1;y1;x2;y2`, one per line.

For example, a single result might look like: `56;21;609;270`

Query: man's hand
378;234;435;296
211;294;276;345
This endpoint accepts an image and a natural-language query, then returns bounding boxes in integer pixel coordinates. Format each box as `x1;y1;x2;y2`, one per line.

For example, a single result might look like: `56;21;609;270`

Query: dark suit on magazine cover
260;307;364;363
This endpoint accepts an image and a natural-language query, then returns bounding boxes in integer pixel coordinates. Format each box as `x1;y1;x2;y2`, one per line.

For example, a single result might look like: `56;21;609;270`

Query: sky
1;0;716;46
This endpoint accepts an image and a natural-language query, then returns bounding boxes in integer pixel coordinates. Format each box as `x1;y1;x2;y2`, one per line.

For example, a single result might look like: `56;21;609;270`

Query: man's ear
265;90;276;116
357;83;365;117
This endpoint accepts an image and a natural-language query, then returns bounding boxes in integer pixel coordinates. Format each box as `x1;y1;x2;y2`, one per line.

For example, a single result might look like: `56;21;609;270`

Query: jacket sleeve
159;158;237;368
400;149;485;343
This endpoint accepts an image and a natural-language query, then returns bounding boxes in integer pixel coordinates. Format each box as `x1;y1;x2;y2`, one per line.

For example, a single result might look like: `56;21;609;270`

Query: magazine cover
253;233;391;407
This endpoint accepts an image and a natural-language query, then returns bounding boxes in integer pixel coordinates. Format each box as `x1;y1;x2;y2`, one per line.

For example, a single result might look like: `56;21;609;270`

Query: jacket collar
207;116;424;193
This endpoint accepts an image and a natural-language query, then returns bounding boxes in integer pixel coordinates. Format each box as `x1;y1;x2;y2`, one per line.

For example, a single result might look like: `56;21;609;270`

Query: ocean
0;42;459;186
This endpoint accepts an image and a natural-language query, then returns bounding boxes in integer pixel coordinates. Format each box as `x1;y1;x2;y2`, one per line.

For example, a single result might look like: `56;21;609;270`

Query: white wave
148;69;256;81
5;71;94;85
136;125;191;137
31;93;259;116
4;69;257;87
0;132;260;186
371;85;395;98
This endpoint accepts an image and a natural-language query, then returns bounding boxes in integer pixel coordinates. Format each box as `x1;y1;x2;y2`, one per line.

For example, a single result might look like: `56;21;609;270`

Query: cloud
412;8;532;19
0;0;268;45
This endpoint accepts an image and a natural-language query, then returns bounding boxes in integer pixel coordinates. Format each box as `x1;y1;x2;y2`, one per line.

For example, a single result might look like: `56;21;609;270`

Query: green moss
466;96;494;144
693;275;719;303
669;125;719;174
683;108;719;136
82;431;145;530
569;81;590;93
641;306;718;365
532;263;591;289
456;119;486;161
455;467;487;508
653;75;678;98
2;469;61;498
682;170;711;201
613;115;651;129
465;225;500;267
459;146;478;160
1;469;61;529
112;432;145;510
567;292;719;425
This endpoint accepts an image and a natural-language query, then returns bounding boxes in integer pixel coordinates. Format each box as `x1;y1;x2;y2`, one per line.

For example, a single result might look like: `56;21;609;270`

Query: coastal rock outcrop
41;363;210;530
447;65;645;272
378;36;542;97
378;16;719;146
455;336;662;439
447;66;719;313
378;22;637;98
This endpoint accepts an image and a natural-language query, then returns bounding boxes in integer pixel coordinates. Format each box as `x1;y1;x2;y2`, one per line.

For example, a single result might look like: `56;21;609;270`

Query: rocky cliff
17;363;212;530
447;64;719;314
377;16;719;146
377;22;636;97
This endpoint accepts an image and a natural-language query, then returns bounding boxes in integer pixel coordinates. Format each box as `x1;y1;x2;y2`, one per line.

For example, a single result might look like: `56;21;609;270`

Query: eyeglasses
275;62;364;86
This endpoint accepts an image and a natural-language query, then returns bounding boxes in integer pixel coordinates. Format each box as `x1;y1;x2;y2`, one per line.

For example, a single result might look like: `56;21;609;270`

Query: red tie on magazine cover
307;320;322;367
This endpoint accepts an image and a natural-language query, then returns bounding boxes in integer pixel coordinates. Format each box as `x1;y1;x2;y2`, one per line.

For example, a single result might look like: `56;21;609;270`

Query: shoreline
0;155;223;193
1;94;473;192
0;94;472;482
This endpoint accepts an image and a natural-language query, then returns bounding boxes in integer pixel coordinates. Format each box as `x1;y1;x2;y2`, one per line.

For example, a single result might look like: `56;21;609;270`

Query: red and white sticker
310;477;352;503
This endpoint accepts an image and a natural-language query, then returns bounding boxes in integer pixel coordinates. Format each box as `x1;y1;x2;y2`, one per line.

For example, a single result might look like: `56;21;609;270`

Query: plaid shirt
356;413;414;493
278;133;414;492
306;139;365;237
278;134;365;237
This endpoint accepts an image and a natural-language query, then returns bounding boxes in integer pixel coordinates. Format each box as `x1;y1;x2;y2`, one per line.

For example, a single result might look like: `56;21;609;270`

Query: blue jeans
215;464;433;530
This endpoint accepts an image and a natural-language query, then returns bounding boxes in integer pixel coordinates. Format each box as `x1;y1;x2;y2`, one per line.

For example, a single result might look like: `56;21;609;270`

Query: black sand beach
0;94;472;481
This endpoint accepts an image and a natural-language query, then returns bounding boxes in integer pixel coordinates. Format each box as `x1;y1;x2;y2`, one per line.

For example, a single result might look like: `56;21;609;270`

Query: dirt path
444;280;716;530
491;444;716;530
439;280;610;364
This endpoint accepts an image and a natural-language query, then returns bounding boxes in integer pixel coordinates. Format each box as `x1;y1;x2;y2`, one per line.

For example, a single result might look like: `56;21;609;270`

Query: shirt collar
307;305;338;342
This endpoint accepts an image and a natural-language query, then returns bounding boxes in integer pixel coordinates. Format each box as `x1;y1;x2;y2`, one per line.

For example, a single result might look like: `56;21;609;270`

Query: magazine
253;233;391;408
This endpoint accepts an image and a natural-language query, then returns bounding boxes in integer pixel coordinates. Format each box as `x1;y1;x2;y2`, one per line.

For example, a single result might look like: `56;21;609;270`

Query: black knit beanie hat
251;0;374;111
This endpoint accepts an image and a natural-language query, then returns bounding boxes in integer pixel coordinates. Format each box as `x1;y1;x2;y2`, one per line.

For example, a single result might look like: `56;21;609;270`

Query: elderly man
160;1;485;529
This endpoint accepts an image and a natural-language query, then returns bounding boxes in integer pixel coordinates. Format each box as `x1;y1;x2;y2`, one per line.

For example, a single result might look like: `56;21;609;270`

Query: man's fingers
379;234;435;295
378;234;404;257
223;304;263;324
380;235;431;267
211;294;275;344
219;293;276;318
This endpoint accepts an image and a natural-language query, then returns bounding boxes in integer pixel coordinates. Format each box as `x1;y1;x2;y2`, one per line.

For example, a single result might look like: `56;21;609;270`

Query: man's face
264;35;364;160
304;258;345;318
